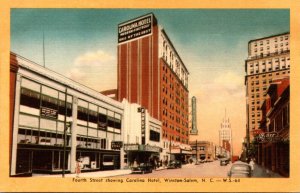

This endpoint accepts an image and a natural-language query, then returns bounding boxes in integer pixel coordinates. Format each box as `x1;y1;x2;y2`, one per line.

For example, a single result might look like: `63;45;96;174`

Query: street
123;160;232;178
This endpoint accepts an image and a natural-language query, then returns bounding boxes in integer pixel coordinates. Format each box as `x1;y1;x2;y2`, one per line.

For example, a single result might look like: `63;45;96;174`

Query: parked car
220;158;230;166
167;160;182;169
131;163;153;174
227;161;252;178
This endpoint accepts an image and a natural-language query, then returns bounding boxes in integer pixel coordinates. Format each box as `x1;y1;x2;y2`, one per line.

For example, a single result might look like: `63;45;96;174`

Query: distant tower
190;96;198;135
219;109;233;156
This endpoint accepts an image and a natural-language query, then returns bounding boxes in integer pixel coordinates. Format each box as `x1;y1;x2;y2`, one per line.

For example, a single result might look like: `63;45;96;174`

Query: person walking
249;158;255;172
76;159;81;177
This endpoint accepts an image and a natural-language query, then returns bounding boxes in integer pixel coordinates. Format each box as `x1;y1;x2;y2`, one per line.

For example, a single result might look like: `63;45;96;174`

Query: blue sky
11;9;290;154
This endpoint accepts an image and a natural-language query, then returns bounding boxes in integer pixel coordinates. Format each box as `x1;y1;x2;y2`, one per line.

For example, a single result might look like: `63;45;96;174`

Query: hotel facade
9;52;161;176
117;13;191;162
245;32;290;146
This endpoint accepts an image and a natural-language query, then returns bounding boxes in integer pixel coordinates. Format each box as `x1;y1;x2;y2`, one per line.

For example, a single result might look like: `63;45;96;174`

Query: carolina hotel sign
118;14;153;43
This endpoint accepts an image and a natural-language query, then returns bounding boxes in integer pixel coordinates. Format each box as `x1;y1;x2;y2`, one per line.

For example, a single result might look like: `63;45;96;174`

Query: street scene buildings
9;10;289;178
244;33;290;176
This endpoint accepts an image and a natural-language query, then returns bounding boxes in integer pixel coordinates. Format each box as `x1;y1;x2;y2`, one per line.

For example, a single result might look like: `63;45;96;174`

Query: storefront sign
144;145;161;152
118;14;152;43
124;144;139;151
111;141;123;150
124;144;161;152
138;107;146;145
256;132;279;143
41;106;58;119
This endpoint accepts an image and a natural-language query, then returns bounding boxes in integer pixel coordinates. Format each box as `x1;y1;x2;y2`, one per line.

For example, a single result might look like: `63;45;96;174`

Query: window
77;106;88;122
20;88;40;110
150;130;160;142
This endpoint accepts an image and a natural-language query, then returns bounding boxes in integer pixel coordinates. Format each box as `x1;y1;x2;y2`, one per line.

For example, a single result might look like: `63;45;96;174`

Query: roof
248;32;290;44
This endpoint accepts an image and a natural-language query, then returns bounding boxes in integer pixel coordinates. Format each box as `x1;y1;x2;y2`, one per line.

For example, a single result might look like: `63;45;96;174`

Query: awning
124;144;162;153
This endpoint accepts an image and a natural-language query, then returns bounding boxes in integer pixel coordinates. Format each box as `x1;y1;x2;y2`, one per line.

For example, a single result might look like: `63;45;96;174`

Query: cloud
74;50;114;67
67;49;117;91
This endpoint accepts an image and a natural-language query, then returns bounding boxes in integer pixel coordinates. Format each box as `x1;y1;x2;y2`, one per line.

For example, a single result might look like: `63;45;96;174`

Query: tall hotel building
117;13;190;161
245;32;290;144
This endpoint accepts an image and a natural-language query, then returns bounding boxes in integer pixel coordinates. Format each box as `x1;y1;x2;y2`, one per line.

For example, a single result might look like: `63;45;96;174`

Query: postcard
0;0;300;192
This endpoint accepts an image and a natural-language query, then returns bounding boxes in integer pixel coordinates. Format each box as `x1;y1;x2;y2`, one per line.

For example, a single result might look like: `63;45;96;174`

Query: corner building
245;32;290;144
118;13;190;162
10;53;123;176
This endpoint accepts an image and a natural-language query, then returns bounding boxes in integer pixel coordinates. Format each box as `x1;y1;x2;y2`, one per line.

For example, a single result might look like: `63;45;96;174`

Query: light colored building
122;100;161;168
117;13;190;163
245;32;290;144
219;110;232;157
189;141;215;162
9;52;162;176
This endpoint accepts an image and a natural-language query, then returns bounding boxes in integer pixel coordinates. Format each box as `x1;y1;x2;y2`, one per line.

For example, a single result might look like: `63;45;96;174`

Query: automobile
220;158;230;166
167;160;182;169
227;161;252;178
199;159;206;163
131;163;153;174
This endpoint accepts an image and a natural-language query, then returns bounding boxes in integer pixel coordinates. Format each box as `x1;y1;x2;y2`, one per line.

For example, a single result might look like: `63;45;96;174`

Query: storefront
124;144;161;167
10;53;124;176
16;144;71;175
76;148;120;171
170;146;192;164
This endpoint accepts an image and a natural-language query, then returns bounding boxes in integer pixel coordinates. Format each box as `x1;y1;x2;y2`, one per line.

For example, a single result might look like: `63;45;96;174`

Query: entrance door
16;149;32;174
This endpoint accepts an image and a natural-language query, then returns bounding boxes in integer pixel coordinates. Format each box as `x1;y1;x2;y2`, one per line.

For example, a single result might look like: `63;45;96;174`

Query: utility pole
196;140;198;163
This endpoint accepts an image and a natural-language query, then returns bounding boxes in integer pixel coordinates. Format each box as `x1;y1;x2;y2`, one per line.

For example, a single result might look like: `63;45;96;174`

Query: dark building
256;77;289;177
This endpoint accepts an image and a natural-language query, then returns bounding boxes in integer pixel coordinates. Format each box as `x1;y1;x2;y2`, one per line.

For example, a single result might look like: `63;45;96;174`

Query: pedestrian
76;159;81;177
249;158;255;172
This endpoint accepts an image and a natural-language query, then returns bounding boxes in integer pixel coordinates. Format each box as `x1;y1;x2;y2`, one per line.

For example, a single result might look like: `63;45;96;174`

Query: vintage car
167;160;182;169
131;163;153;174
220;158;230;166
227;161;252;178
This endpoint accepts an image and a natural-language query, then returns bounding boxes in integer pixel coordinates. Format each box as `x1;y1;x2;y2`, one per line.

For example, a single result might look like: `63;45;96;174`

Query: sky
11;9;290;155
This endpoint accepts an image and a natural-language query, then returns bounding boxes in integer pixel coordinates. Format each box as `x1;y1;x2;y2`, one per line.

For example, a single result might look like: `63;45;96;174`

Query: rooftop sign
118;14;153;44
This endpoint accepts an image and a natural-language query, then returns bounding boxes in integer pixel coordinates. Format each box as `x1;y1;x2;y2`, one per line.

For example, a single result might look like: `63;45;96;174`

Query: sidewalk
34;166;169;178
34;169;132;178
252;164;282;178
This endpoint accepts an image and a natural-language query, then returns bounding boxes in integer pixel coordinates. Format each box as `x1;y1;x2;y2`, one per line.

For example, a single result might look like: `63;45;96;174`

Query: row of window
20;87;122;132
18;127;112;150
254;42;288;52
249;57;290;68
253;35;289;47
268;104;289;132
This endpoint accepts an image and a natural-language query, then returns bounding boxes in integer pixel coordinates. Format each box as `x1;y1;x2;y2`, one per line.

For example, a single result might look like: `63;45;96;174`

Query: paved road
123;160;232;178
